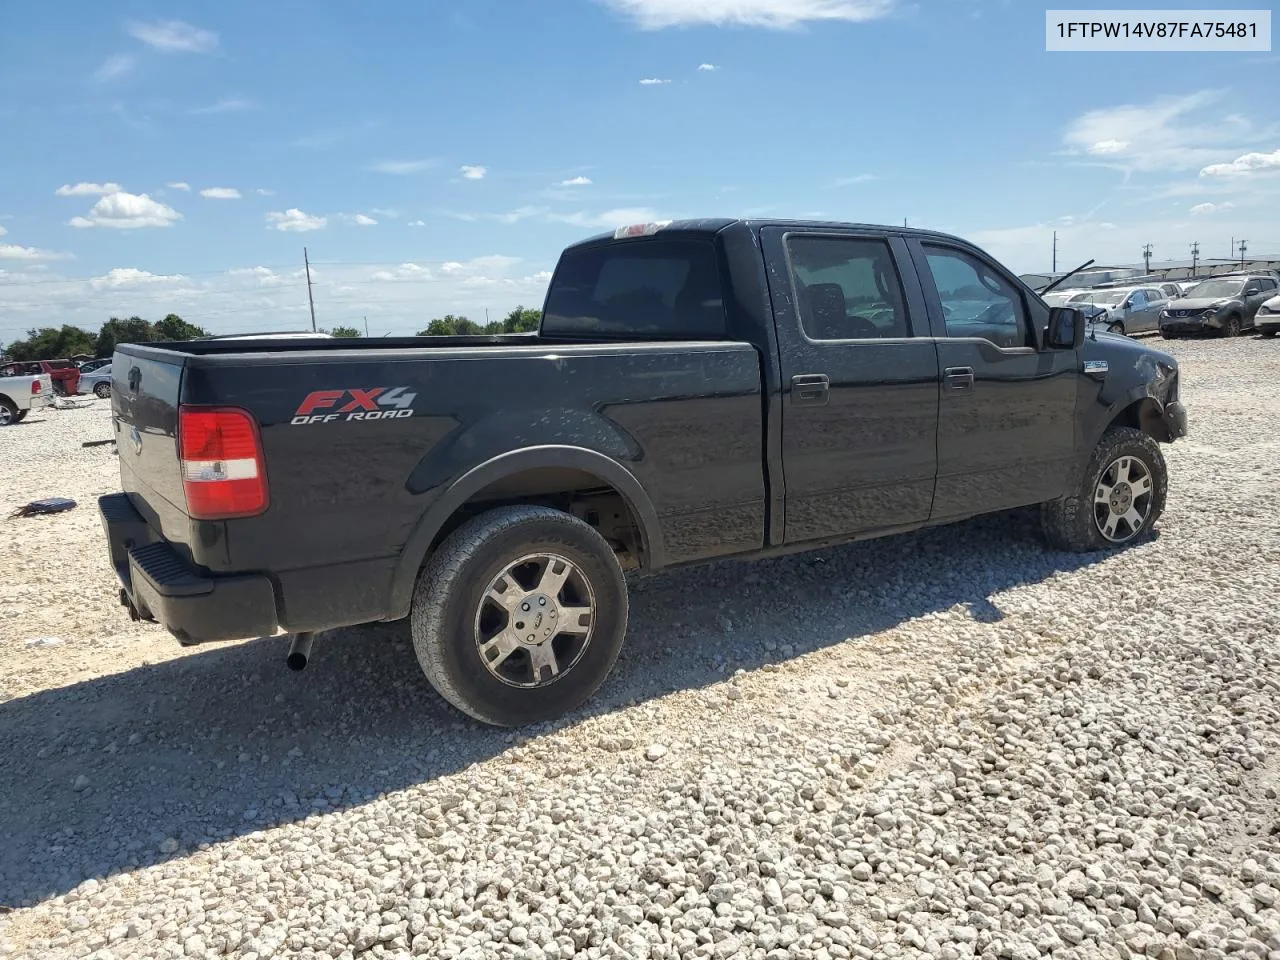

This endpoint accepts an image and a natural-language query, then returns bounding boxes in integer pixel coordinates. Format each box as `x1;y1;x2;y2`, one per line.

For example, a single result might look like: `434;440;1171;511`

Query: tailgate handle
791;373;830;407
944;366;975;391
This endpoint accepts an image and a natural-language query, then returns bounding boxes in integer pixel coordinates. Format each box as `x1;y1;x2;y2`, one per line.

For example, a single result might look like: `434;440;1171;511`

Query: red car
0;359;81;395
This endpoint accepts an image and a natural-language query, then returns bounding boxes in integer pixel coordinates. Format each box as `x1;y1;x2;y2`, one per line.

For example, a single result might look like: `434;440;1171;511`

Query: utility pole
304;247;317;332
1190;241;1199;277
1052;231;1058;273
1238;239;1247;268
1142;243;1153;273
364;316;369;337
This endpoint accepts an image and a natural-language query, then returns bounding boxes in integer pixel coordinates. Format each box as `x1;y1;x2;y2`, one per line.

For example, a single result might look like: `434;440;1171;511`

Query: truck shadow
0;510;1114;906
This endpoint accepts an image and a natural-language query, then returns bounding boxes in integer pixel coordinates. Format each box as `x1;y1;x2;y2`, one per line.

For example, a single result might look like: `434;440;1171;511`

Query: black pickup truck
101;218;1187;726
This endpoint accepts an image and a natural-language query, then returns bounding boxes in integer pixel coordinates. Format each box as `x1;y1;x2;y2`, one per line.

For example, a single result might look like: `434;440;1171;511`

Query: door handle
791;373;830;406
944;366;975;391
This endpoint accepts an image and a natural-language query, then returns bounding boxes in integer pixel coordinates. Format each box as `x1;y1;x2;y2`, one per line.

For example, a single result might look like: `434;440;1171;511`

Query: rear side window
542;239;726;338
786;235;910;340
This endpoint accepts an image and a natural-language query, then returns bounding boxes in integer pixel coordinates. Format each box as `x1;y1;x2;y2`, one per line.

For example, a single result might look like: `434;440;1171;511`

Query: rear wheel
410;505;629;726
93;382;111;399
1041;426;1167;552
0;398;17;426
11;409;27;423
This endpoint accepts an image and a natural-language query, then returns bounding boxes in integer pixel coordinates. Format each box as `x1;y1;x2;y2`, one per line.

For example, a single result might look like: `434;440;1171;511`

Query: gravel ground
1;337;1278;960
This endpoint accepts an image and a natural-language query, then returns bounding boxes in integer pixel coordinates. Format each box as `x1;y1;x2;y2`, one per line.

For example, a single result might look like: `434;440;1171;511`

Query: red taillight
31;379;41;394
178;405;268;520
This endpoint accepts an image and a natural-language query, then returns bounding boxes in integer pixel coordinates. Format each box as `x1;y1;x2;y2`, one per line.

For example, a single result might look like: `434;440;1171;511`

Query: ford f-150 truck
99;218;1188;726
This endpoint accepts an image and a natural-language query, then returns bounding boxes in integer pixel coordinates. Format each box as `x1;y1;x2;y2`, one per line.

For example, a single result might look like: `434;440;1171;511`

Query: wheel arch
385;445;665;621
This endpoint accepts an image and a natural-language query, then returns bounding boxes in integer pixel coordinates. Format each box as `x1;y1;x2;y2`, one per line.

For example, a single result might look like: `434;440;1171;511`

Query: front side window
923;246;1030;348
541;239;725;339
786;235;910;340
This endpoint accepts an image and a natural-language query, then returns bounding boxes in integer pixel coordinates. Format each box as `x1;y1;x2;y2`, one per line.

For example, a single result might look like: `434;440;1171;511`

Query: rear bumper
99;492;278;645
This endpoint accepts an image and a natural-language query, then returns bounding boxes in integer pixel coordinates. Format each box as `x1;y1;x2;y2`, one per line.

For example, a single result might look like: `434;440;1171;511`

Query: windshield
1187;279;1244;299
1041;292;1076;307
1071;290;1126;305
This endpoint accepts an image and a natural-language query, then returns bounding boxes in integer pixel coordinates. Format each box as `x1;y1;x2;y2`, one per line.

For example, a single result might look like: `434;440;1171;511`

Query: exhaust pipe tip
286;632;315;672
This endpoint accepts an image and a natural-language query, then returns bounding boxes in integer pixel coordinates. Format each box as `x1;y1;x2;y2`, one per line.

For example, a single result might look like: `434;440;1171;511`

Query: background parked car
1069;285;1168;335
77;357;111;374
1159;274;1279;338
1256;293;1280;338
79;363;113;398
3;359;81;395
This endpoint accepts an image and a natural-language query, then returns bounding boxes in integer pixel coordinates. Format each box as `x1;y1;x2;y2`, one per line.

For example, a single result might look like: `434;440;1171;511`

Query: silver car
79;363;113;398
1068;285;1169;336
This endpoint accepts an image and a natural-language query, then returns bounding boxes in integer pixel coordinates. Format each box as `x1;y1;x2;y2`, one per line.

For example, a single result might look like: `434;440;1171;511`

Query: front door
908;239;1079;521
761;228;939;544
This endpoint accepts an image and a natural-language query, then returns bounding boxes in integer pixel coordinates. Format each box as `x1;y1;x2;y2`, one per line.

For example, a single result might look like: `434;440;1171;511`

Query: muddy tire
1041;427;1168;552
410;505;629;726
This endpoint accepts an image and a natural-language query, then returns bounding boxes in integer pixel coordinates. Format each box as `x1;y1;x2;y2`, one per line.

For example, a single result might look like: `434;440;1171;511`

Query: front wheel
1262;330;1277;339
1160;330;1177;340
410;505;629;726
1223;314;1242;337
1041;427;1168;552
1107;321;1125;335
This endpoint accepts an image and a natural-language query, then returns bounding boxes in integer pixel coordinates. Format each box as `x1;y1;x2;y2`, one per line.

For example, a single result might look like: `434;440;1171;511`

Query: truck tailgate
111;352;191;550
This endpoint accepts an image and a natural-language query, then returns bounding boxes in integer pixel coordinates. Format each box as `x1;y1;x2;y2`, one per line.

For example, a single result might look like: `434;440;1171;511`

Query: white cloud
373;263;433;281
0;225;5;237
190;98;255;115
93;54;135;82
370;207;400;219
460;165;488;180
551;207;667;229
450;206;548;225
90;267;185;289
266;208;327;232
368;159;437;175
639;78;671;85
200;187;241;199
351;214;378;226
228;266;293;287
1088;139;1130;155
167;182;191;192
697;63;719;71
1200;149;1280;177
55;182;121;197
408;219;427;227
1063;91;1265;173
255;188;275;196
559;176;593;186
830;174;877;187
0;244;74;262
127;20;218;53
1190;201;1234;215
598;0;894;29
69;191;182;229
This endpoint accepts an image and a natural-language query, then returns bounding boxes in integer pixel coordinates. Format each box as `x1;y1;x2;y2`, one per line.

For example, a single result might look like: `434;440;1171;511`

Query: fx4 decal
291;387;418;425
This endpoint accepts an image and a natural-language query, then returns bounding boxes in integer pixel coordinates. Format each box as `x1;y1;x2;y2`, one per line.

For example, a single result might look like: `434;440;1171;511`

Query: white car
1257;293;1280;338
0;367;55;425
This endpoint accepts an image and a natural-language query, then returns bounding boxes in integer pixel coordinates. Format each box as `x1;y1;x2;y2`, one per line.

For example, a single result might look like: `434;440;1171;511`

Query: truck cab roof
567;217;979;251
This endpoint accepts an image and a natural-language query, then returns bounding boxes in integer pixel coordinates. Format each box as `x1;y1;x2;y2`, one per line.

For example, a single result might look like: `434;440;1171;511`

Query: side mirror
1047;306;1085;349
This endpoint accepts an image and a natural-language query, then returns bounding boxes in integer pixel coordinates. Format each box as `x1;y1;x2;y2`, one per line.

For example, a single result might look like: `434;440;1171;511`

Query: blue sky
1;0;1277;340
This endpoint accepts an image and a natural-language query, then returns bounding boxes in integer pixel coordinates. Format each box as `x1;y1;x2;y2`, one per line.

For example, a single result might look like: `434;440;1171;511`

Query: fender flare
384;445;665;621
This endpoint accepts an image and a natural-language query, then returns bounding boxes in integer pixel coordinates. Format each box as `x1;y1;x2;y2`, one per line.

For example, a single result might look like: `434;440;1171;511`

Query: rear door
907;238;1078;521
760;226;939;544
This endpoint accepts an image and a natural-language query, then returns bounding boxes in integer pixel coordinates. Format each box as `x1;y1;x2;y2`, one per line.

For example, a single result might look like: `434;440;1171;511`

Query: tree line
1;314;209;362
0;306;543;361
